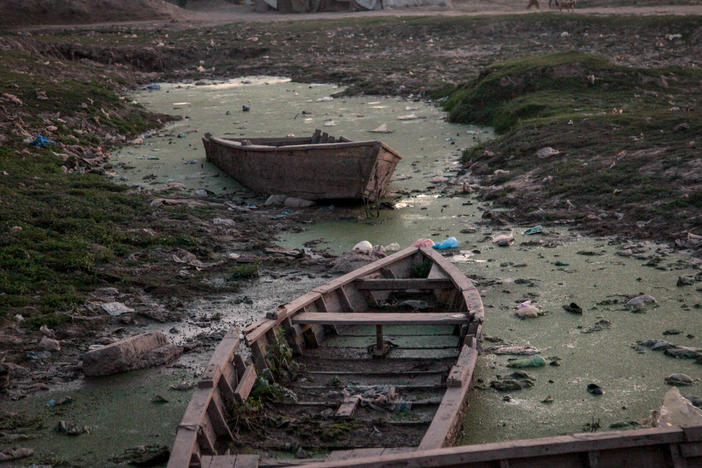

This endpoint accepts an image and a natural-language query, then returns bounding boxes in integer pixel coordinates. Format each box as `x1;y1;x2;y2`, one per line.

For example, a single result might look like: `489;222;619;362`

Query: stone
284;197;315;208
39;336;61;352
665;373;694;386
82;332;182;377
101;302;134;316
535;147;561;159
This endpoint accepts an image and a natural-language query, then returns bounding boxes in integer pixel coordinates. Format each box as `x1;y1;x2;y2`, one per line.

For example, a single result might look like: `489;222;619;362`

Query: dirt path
11;3;702;31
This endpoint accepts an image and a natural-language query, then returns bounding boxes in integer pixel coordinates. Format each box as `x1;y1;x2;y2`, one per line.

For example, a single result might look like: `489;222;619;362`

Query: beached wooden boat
167;245;485;468
202;130;402;201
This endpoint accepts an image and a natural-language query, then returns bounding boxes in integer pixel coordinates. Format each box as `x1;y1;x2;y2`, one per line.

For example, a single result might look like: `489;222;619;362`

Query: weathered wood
167;428;200;468
203;133;402;201
669;444;687;468
200;454;260;467
420;247;474;291
302;426;695;468
234;354;246;376
207;391;234;442
587;450;600;468
679;441;702;457
199;328;240;389
249;340;268;372
293;312;468;326
335;395;360;418
355;278;454;290
337;287;353;312
234;365;257;404
419;345;477;449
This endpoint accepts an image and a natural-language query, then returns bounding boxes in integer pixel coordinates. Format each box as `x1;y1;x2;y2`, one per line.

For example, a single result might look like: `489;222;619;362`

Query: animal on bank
556;0;576;11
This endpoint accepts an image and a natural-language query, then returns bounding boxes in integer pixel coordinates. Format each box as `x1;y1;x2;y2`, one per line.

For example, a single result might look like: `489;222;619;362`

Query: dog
556;0;576;11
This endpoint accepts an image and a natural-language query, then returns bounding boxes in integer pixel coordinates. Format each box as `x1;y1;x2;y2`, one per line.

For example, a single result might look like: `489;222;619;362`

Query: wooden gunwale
299;425;702;467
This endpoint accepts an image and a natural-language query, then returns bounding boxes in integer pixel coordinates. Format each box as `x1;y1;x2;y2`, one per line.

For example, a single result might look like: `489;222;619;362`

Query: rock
663;346;701;359
587;383;604;395
507;355;546;368
39;325;56;338
0;447;33;462
82;331;182;377
39;336;61;352
562;303;582;315
656;387;702;427
284;197;314;208
265;194;287;206
535;147;561;159
639;339;674;350
665;373;694;386
677;276;695;287
212;217;235;227
627;294;657;309
101;302;134;317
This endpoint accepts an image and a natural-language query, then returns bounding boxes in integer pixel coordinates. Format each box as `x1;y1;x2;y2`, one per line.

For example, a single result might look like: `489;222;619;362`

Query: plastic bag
433;237;459;250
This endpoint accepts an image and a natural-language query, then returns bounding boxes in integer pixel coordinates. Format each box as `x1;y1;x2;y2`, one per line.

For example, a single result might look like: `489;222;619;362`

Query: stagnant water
5;78;700;465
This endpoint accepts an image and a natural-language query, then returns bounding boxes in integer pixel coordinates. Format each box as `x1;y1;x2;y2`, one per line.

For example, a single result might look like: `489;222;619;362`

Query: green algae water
7;78;699;466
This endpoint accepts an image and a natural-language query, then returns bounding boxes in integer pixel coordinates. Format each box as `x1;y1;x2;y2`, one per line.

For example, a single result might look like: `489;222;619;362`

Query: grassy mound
446;52;702;241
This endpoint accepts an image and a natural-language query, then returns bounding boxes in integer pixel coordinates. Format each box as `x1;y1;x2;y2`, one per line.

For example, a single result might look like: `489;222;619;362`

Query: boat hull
202;133;402;201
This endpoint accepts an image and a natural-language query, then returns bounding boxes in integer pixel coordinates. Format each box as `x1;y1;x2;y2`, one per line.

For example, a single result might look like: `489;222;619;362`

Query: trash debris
212;218;235;226
284;197;315;208
1;93;23;106
82;331;182;377
562;302;583;315
265;194;287;206
507;355;546;368
412;238;434;248
487;344;541;355
39;336;61;352
170;381;195;391
146;83;161;90
515;300;542;319
587;383;604;395
384;242;401;252
397;113;420;120
581;319;611;334
492;233;514;247
47;396;72;407
369;124;392;133
433;237;459;250
55;420;88;436
28;135;54;147
353;240;374;255
0;447;33;462
627;294;657;311
665;373;694;386
316;96;333;102
152;395;169;403
101;302;134;317
536;147;561;159
522;225;543;235
113;445;170;466
490;371;535;391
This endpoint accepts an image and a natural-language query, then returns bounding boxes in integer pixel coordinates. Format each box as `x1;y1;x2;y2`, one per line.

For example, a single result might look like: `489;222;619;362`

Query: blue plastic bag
29;135;54;147
433;236;459;250
523;225;543;235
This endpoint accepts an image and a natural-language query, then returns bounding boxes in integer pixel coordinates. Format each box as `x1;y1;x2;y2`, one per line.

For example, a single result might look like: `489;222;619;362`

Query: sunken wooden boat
202;130;402;201
167;245;485;468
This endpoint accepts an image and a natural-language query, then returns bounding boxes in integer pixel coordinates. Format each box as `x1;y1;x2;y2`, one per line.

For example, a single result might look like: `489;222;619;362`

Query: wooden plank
199;329;240;389
669;444;687;468
301;426;689;468
337;287;353;312
419;346;477;449
234;353;246;376
679;441;702;457
250;340;268;372
354;278;453;290
293;312;468;326
587;450;600;468
335;395;360;418
463;289;485;323
167;428;200;468
234;365;257;404
197;416;217;455
234;455;260;468
201;454;260;467
311;247;419;295
327;448;384;461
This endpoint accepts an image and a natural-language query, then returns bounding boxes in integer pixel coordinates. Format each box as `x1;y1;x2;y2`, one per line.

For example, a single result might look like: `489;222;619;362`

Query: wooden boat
167;245;485;468
202;130;402;201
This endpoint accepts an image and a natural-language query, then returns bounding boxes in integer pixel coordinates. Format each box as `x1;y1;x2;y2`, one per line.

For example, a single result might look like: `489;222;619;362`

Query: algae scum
7;78;700;465
118;78;702;441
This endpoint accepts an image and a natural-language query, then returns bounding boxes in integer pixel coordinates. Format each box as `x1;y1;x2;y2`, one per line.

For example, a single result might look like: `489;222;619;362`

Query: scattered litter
507;355;546;368
587;383;604;395
212;218;235;226
284;197;314;208
369;124;392;133
523;225;543;236
146;83;161;90
323;120;337;127
384;242;401;252
433;237;459;250
490;371;535;391
515;300;542;319
411;238;434;249
627;294;657;310
242;104;250;112
536;147;561;159
397;113;419;120
55;420;88;436
488;344;541;355
29;135;54;147
39;336;61;352
656;387;702;427
101;302;134;317
0;448;33;462
353;240;374;255
151;394;169;404
1;93;23;105
666;33;682;41
316;96;334;102
493;233;514;247
582;319;611;334
169;381;195;391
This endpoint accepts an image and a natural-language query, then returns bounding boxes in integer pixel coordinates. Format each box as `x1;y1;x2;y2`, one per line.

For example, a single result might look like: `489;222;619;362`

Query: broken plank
446;346;478;388
335;395;360;418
